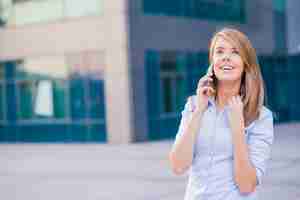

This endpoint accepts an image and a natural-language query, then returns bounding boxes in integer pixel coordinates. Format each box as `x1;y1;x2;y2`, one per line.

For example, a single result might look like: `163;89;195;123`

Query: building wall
0;0;135;144
129;0;275;53
0;17;107;59
127;0;277;141
286;0;300;54
0;0;297;143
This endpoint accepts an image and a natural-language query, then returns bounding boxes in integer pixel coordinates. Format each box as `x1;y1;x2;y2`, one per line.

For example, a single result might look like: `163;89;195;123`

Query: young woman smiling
169;28;274;200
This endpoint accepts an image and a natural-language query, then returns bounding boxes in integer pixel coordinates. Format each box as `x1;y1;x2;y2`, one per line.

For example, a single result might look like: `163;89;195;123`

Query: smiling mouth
221;65;234;71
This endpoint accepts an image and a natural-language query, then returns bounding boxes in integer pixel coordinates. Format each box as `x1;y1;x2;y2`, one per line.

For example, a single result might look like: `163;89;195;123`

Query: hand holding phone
194;63;216;112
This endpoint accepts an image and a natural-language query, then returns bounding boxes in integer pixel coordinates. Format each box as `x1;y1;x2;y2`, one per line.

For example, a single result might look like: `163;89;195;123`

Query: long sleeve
174;95;197;159
246;107;274;185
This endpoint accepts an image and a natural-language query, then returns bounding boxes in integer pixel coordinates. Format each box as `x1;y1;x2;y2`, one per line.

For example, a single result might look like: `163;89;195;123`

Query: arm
228;97;274;194
232;126;258;194
168;98;205;175
169;73;215;175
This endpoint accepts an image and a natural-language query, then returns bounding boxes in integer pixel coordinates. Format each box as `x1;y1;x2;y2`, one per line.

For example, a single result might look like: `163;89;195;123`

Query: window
67;52;105;121
0;65;5;121
145;50;209;140
12;0;30;3
10;52;105;122
0;54;106;142
143;0;245;22
15;56;69;120
159;51;187;115
1;0;102;26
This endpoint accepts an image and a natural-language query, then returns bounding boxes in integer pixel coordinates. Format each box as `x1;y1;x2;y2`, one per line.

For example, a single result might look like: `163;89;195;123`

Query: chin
217;76;241;82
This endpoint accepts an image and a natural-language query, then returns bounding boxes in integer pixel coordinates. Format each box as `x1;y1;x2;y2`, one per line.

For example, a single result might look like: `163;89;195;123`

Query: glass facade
0;67;5;122
145;50;208;140
0;52;106;142
143;0;246;22
0;0;102;26
159;51;186;115
273;0;287;54
146;50;300;140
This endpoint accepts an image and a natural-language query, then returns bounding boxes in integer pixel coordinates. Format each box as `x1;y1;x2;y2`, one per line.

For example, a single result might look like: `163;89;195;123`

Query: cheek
212;59;224;74
212;54;222;65
234;58;245;73
231;54;244;65
212;56;223;71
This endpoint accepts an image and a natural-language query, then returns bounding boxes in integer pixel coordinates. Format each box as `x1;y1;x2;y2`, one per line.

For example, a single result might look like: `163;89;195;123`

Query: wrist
232;117;245;133
232;125;245;135
192;109;205;117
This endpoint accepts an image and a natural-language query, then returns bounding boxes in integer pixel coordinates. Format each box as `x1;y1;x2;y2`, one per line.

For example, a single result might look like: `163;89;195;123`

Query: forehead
214;36;237;49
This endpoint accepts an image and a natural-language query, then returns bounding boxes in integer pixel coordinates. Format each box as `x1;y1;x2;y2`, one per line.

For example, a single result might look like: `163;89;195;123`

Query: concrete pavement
0;123;299;200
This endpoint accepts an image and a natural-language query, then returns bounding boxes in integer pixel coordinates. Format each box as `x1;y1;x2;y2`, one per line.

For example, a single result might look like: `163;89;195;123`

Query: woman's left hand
227;96;245;134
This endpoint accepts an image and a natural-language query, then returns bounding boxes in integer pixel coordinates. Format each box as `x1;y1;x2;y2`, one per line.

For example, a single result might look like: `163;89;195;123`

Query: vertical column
5;61;17;141
103;0;134;143
128;49;148;142
144;50;161;140
273;0;287;54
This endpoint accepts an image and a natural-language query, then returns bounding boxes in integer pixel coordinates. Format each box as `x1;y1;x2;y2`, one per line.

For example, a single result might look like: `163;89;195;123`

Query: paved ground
0;123;299;200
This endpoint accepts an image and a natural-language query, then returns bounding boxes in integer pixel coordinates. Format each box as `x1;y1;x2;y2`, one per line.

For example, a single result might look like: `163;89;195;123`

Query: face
212;36;244;83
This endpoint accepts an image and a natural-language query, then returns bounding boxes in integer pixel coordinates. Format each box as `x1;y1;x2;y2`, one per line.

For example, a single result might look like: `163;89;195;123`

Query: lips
220;65;234;71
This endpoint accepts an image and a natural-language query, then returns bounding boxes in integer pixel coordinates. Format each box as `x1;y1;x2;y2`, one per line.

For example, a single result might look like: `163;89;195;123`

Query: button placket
202;107;219;196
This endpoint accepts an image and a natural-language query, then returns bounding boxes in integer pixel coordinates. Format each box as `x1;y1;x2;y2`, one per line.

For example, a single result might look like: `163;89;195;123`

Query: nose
222;53;231;61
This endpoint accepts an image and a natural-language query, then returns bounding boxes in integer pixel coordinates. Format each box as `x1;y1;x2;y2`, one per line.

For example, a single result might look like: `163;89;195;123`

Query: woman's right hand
194;72;215;113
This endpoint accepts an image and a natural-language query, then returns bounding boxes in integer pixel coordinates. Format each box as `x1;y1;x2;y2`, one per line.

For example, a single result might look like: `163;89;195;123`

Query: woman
169;28;274;200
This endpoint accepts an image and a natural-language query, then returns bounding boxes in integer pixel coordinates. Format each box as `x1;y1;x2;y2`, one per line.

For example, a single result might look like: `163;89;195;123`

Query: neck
216;80;241;109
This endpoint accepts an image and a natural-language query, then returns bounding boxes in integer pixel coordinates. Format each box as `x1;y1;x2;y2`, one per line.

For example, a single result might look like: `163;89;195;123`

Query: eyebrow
215;46;239;50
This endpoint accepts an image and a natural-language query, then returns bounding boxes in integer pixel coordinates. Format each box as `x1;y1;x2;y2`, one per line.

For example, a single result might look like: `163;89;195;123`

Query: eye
216;50;223;54
232;50;239;54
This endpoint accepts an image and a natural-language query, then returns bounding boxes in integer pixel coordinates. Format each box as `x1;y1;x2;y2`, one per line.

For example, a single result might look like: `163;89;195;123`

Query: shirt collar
208;96;216;108
207;96;230;113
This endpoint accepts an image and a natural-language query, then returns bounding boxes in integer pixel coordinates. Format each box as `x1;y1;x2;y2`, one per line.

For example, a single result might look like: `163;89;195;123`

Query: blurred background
0;0;299;199
0;0;299;144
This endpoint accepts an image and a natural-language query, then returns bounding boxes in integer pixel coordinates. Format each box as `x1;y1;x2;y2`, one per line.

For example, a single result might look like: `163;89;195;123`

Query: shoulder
259;106;273;121
246;106;274;132
246;106;274;146
187;95;197;103
183;95;197;112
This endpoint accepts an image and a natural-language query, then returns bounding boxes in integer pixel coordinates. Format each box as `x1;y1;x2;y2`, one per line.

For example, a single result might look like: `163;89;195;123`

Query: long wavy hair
208;27;265;126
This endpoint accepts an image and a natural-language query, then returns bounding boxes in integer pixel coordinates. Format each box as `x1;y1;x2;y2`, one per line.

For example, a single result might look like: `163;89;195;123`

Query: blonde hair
208;27;265;126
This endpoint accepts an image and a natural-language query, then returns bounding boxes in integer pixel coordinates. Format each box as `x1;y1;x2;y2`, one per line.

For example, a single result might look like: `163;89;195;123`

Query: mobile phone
203;63;217;95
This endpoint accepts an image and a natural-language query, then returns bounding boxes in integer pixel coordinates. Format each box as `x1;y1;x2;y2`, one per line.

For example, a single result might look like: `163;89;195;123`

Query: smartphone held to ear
202;63;217;96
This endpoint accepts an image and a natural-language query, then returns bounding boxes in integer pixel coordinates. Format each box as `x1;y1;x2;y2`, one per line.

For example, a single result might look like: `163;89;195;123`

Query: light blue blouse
175;95;274;200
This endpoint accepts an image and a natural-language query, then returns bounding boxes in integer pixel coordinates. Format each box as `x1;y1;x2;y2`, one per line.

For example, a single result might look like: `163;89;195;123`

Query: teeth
222;65;233;70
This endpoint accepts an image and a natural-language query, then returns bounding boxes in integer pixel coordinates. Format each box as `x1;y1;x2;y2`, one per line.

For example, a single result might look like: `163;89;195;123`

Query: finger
202;79;213;87
207;71;213;77
233;96;241;107
199;75;213;83
202;86;215;96
236;95;242;103
206;87;215;96
196;86;202;96
196;87;200;95
187;96;192;105
202;76;214;84
237;96;243;107
235;96;241;104
198;77;213;88
228;97;233;107
187;97;194;111
203;87;210;96
201;87;209;95
207;63;214;76
231;96;236;105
